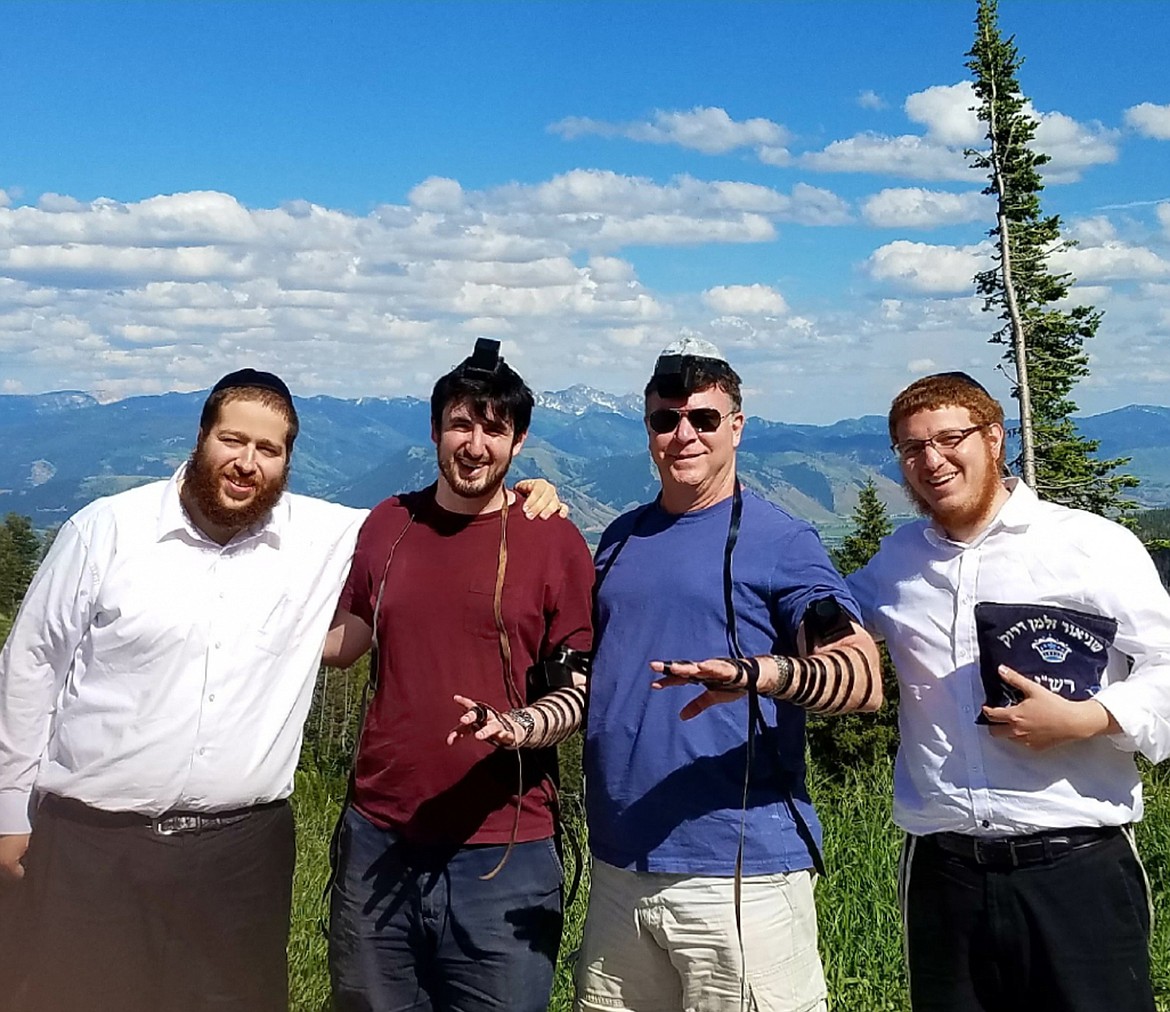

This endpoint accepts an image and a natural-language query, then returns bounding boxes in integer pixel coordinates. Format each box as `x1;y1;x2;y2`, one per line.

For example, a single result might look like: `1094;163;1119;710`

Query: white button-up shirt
849;479;1170;837
0;468;366;833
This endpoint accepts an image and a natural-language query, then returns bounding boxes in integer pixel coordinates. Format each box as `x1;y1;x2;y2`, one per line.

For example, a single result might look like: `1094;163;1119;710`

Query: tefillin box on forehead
466;337;503;376
652;353;705;400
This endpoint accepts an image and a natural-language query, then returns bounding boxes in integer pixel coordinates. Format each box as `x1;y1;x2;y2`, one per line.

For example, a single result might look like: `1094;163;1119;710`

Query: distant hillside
1;387;1167;535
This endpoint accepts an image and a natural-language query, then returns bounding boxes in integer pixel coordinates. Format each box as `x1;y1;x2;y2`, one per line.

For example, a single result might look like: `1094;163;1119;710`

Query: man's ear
431;420;439;447
510;429;529;459
987;421;1005;460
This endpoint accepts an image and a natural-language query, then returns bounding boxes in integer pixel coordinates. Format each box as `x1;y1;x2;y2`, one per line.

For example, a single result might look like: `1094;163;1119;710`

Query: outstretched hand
446;695;523;749
650;658;751;720
982;665;1117;751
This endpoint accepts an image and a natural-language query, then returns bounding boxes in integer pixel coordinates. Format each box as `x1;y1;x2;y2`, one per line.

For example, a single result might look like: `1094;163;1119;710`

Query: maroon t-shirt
340;486;595;846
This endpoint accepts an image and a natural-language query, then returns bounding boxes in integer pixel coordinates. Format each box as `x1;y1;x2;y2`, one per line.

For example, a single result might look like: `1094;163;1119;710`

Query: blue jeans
329;806;564;1012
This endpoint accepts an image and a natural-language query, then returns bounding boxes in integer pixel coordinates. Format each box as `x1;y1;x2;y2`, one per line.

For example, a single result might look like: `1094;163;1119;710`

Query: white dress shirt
848;479;1170;837
0;468;366;834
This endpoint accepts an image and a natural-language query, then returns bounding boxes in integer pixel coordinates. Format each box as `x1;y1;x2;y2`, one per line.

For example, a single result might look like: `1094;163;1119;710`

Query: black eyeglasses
647;407;735;434
892;424;988;462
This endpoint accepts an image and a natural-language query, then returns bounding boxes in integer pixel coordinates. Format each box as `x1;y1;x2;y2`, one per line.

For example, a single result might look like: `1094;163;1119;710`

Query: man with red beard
322;341;594;1012
0;366;567;1012
848;372;1170;1012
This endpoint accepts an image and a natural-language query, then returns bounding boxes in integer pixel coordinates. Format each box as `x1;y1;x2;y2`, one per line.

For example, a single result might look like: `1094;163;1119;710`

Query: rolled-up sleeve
0;520;96;833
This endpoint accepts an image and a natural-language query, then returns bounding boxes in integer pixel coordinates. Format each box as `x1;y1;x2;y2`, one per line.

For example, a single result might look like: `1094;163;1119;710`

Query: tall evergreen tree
812;481;899;776
0;513;41;615
832;479;894;576
966;0;1137;519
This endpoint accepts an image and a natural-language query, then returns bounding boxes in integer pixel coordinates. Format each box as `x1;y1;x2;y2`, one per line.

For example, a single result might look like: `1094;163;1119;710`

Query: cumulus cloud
802;133;971;182
861;188;987;228
0;172;854;404
703;284;789;316
864;240;992;294
1125;102;1170;140
904;83;982;147
1053;241;1170;282
550;106;790;159
804;81;1116;184
1160;202;1170;236
858;90;886;111
1032;110;1119;182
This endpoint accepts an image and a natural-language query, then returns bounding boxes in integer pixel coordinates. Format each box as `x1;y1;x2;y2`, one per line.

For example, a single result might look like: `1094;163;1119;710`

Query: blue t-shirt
585;489;859;875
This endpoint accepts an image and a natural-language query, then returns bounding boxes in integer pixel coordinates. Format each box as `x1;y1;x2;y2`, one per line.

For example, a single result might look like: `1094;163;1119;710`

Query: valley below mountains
3;386;1169;538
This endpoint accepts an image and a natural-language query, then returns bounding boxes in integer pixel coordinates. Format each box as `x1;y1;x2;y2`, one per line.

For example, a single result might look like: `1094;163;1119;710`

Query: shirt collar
157;464;286;548
922;476;1035;549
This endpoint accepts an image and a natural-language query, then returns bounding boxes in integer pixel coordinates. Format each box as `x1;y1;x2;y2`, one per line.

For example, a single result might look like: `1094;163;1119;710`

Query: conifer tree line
0;513;44;617
966;0;1137;520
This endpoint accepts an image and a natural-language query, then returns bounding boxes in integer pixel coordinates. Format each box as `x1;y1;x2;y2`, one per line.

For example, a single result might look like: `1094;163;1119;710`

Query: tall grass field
288;742;1170;1011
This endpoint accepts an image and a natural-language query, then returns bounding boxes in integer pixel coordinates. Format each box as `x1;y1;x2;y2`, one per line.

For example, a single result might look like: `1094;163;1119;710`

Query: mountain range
2;386;1169;538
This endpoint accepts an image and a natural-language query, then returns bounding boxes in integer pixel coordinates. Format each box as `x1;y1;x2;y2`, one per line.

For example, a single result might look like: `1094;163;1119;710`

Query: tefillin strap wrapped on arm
767;596;877;714
476;647;589;750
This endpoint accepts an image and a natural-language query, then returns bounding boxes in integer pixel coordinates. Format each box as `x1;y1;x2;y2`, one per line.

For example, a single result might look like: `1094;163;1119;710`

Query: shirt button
214;642;222;649
208;694;216;703
198;748;206;756
982;820;990;828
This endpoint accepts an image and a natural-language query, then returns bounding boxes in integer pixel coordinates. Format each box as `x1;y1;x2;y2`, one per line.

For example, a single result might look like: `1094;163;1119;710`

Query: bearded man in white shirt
848;372;1170;1012
0;367;564;1012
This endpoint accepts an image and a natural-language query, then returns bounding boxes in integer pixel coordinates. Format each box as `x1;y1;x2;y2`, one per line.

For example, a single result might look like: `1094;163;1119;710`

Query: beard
903;463;1004;535
437;449;512;503
183;441;289;537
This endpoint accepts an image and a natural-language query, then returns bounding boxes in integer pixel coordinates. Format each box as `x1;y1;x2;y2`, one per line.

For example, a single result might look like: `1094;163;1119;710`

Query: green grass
288;752;1170;1011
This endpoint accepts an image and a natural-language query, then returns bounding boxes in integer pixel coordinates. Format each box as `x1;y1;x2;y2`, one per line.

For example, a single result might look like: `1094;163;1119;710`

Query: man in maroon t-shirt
322;340;594;1012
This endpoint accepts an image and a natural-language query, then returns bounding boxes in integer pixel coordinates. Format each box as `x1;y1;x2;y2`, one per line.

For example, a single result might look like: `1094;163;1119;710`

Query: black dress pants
8;796;295;1012
901;829;1155;1012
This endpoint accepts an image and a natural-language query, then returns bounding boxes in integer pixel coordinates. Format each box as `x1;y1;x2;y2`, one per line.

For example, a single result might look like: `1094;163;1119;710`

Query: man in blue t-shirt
574;339;883;1012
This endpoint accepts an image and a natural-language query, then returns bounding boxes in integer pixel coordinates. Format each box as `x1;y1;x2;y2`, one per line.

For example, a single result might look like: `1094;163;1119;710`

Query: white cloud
1032;110;1118;182
802;133;969;181
409;177;465;212
864;240;991;294
549;106;789;157
861;188;987;228
904;83;982;147
858;90;886;111
1054;242;1170;282
803;81;1116;184
703;284;789;316
0;190;9;209
1125;102;1170;140
1158;202;1170;237
907;358;938;373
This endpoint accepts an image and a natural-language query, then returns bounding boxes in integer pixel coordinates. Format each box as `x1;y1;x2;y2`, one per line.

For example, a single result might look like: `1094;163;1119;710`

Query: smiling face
433;398;526;513
182;397;290;543
646;385;744;513
895;404;1009;541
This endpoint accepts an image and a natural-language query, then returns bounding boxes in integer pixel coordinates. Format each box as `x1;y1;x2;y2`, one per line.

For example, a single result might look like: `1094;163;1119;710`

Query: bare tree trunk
984;58;1037;487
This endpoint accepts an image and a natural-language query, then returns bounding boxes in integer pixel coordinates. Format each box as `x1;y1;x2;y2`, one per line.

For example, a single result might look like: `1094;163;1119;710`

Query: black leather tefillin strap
721;480;822;1010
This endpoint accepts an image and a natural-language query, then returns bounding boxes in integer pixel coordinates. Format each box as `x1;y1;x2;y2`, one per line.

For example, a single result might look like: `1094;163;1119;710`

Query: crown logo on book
1032;636;1072;664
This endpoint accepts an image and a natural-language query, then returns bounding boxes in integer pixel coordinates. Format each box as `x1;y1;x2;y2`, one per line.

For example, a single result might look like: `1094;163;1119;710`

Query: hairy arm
448;683;587;749
651;622;882;720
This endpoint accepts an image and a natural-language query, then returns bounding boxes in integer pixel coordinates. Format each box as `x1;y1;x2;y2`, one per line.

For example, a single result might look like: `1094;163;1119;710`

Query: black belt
928;825;1121;869
41;794;286;836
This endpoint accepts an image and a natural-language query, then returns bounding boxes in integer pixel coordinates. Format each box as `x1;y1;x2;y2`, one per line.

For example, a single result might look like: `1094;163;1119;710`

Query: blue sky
2;0;1168;421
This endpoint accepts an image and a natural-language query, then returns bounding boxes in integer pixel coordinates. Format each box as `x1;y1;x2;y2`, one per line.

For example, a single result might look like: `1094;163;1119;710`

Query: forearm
501;685;586;748
765;645;881;714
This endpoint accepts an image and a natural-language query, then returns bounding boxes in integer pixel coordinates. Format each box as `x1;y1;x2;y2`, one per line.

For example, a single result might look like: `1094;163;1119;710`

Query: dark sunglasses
647;407;734;434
